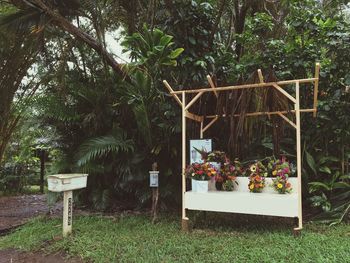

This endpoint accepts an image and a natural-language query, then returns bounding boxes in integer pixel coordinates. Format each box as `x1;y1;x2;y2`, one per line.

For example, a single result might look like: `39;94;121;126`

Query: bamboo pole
202;117;218;133
200;121;203;139
313;63;320;117
185;91;204;110
171;78;317;95
181;92;189;231
277;112;297;129
185;111;203;122
295;81;303;231
163;80;183;107
205;109;315;119
257;69;264;83
272;83;296;104
207;75;218;97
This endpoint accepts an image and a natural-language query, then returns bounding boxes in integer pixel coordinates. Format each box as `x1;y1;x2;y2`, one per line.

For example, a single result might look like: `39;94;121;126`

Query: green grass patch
0;214;349;262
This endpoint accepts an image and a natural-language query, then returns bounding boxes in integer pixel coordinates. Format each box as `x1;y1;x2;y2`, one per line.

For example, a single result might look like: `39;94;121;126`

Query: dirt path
0;195;84;262
0;194;62;233
0;248;83;263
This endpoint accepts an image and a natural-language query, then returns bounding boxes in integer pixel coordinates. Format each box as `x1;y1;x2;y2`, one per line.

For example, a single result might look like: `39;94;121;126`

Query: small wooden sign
149;171;159;187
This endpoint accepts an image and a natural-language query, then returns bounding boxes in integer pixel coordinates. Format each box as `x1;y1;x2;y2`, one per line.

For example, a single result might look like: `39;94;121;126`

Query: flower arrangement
185;162;217;181
215;158;242;191
267;157;292;179
271;176;292;194
207;151;227;163
248;162;267;193
268;157;293;194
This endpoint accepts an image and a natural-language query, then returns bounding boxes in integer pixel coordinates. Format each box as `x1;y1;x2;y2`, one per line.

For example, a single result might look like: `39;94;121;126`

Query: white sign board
189;139;212;164
149;171;159;187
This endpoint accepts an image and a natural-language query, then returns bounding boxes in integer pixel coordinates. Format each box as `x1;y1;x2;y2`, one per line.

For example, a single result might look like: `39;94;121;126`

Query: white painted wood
48;174;88;192
185;190;298;217
63;190;73;237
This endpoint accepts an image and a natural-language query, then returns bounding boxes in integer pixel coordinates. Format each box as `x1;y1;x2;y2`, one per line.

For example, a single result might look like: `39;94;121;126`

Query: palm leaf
77;133;134;166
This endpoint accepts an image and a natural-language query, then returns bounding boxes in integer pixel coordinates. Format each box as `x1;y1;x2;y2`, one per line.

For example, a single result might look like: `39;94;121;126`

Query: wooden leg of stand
181;217;190;233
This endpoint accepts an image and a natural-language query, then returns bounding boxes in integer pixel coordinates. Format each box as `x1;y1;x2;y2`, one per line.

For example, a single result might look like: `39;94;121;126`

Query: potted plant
185;163;217;192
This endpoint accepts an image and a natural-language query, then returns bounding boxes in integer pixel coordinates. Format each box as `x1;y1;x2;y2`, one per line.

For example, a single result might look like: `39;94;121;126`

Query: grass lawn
0;213;349;263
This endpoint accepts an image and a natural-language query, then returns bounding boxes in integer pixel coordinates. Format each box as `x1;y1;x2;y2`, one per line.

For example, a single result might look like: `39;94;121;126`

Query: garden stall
163;63;320;233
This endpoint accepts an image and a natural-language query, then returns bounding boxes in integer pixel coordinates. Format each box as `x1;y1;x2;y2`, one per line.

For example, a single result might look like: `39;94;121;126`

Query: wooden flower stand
163;63;320;234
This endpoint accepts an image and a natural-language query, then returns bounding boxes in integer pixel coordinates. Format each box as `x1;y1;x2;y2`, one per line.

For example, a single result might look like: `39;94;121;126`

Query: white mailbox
48;174;88;192
47;173;88;237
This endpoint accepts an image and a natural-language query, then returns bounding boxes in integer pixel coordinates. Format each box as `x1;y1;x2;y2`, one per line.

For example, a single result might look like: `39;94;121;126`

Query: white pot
191;179;197;192
192;179;209;193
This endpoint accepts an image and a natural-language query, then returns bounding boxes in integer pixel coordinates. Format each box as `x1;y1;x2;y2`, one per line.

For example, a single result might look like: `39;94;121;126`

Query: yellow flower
250;165;257;172
277;183;283;189
249;184;254;190
272;171;277;176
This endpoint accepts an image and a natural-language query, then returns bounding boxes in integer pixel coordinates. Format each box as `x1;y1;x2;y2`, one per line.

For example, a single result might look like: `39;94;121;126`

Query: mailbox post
47;174;88;237
150;163;159;223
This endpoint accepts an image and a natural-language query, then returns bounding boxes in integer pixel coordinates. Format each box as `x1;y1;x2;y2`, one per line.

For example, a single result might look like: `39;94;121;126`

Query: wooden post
294;81;303;233
181;92;189;231
200;121;203;139
151;162;159;224
63;190;73;237
313;63;320;117
40;149;45;194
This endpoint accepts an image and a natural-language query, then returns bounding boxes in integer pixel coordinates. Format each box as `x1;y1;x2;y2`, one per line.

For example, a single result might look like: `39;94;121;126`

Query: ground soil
0;248;83;263
0;195;84;262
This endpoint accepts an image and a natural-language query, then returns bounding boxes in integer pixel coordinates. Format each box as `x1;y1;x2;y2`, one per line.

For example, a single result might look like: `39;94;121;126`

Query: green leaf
159;35;173;46
169;48;184;59
319;166;332;174
188;36;196;45
305;150;317;175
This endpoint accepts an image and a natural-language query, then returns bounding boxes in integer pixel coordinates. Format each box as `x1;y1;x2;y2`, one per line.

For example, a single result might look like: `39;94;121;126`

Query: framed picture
189;139;212;164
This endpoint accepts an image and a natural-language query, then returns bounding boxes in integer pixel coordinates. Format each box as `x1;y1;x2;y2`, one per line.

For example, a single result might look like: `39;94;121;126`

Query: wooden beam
200;121;203;139
272;83;296;104
185;111;204;122
206;75;218;98
171;78;317;94
277;112;297;129
181;92;186;222
184;92;204;110
257;69;264;83
202;117;218;133
205;108;315;119
313;63;320;117
295;81;303;231
163;80;183;107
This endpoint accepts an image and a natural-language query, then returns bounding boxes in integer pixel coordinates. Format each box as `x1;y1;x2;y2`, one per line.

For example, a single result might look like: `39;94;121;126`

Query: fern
77;133;134;166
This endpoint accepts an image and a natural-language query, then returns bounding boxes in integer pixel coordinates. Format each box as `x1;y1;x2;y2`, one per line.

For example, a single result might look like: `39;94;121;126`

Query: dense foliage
0;0;349;222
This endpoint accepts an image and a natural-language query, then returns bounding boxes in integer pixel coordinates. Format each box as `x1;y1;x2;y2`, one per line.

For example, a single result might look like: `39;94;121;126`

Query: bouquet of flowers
207;151;227;163
185;163;217;181
248;162;267;193
215;158;242;191
271;176;292;194
267;157;292;179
